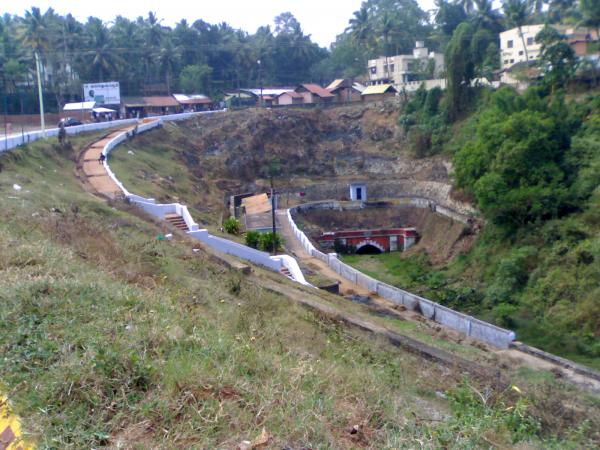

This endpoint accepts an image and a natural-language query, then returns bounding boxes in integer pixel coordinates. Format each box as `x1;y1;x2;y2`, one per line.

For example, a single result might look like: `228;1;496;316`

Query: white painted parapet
94;111;310;286
0;118;139;153
285;204;516;349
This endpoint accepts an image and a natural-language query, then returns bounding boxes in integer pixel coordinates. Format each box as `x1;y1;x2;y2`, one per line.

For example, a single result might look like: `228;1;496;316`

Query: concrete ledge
511;342;600;382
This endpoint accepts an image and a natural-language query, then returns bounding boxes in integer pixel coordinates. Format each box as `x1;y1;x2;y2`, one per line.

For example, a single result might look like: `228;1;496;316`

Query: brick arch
355;239;385;253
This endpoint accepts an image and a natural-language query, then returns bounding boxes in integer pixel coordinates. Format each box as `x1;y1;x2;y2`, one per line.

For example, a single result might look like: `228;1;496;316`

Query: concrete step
164;214;189;231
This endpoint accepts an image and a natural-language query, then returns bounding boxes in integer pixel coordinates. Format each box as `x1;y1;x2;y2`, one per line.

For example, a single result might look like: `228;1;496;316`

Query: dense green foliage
245;230;261;249
393;85;600;367
223;216;241;234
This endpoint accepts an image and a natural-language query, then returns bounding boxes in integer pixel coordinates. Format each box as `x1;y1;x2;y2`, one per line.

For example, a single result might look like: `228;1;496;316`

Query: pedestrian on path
98;153;106;165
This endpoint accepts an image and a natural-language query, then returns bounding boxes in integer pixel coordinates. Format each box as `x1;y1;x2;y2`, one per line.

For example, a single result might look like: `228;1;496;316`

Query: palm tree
458;0;476;15
21;7;52;57
84;18;120;81
347;5;373;50
472;0;502;33
378;11;396;81
503;0;532;62
157;37;181;94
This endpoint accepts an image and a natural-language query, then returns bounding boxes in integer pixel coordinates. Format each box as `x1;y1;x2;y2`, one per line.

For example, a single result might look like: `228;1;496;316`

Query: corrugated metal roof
242;193;272;215
64;101;96;111
326;79;356;92
296;84;335;98
361;84;397;95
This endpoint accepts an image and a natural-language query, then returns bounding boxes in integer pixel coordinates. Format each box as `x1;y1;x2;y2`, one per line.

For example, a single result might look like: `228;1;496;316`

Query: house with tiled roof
325;79;364;103
294;84;335;104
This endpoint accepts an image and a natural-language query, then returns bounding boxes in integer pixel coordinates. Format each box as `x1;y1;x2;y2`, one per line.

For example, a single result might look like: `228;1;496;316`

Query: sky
4;0;437;48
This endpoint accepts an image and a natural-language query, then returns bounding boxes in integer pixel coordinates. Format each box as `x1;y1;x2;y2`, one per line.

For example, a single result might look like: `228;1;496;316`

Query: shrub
245;230;260;248
258;232;283;252
223;216;240;234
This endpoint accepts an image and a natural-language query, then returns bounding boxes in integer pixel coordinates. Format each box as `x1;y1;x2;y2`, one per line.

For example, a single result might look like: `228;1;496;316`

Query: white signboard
83;81;120;105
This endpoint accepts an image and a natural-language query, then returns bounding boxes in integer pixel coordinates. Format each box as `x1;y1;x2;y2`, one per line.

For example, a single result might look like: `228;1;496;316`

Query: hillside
1;124;600;447
110;96;600;371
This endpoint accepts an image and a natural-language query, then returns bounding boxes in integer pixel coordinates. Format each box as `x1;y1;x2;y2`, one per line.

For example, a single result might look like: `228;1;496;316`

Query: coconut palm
84;18;120;81
157;37;181;94
347;5;373;50
503;0;532;62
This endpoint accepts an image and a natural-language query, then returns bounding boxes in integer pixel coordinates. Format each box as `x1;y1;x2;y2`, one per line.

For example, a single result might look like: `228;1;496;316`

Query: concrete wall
290;181;477;217
286;204;516;349
0;118;142;153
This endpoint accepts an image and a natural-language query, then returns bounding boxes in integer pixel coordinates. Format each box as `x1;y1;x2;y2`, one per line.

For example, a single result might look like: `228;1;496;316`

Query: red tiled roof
142;96;179;107
296;84;335;98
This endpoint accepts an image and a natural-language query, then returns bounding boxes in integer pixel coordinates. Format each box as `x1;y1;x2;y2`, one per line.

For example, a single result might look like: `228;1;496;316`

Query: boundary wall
0;118;139;153
286;205;516;349
0;110;310;286
98;111;310;286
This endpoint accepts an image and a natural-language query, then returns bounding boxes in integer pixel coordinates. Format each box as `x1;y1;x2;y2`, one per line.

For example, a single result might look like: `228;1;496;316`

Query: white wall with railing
286;204;516;349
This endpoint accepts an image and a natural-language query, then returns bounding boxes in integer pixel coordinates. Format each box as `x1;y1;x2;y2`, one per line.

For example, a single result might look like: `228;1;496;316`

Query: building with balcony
367;41;444;87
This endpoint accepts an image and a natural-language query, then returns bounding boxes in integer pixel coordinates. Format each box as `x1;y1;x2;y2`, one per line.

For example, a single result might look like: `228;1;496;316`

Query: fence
286;204;516;349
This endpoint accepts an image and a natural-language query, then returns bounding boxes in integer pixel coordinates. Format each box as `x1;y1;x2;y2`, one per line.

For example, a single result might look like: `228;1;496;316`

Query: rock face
147;104;475;221
172;105;453;182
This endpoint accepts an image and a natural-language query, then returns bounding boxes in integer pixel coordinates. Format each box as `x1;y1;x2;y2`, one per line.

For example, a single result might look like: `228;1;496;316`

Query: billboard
83;81;120;105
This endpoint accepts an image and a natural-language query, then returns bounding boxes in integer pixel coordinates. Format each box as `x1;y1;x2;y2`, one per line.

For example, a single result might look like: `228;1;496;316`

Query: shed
361;84;398;102
122;96;181;118
325;79;363;103
173;94;214;111
294;84;335;104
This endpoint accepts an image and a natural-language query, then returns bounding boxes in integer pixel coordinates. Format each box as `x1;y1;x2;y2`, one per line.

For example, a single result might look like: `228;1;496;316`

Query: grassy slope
2;133;598;447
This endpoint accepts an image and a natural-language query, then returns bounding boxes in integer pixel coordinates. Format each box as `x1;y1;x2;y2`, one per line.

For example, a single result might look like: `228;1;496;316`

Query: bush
258;232;283;252
223;216;240;234
245;230;260;248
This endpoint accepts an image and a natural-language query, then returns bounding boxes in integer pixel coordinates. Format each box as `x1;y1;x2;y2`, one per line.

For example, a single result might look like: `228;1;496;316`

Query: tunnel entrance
355;244;384;255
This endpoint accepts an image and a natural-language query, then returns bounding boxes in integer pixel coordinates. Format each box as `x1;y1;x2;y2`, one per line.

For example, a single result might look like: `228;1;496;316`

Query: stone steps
165;213;189;231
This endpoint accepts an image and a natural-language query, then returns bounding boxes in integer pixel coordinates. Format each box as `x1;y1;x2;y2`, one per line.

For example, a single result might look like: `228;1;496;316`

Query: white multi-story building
367;41;444;86
500;24;598;71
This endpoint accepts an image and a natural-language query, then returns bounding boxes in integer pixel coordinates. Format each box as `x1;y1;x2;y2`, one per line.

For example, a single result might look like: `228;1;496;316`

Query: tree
503;0;532;62
179;64;212;94
445;22;476;120
536;25;577;91
580;0;600;38
84;18;121;82
347;4;373;50
157;37;181;93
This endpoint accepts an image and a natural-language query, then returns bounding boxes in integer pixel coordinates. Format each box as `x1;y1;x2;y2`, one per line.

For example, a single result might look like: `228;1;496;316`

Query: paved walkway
77;126;136;199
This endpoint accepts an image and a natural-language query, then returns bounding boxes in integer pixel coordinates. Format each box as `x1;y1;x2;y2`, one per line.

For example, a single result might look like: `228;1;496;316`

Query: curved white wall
99;112;310;287
285;203;516;349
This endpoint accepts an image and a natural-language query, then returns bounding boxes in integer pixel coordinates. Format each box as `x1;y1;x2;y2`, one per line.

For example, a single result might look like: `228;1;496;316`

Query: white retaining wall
96;111;310;286
286;204;516;348
0;118;139;153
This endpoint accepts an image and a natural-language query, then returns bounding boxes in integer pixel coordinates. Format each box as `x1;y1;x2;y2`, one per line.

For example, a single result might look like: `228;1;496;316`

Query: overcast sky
5;0;437;48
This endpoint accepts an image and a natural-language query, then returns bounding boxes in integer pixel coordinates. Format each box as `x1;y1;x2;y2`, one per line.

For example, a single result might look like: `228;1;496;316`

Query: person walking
98;153;106;165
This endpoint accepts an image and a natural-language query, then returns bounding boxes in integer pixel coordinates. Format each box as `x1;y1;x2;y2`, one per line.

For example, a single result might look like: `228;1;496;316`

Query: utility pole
270;175;277;254
34;51;46;137
257;59;263;108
